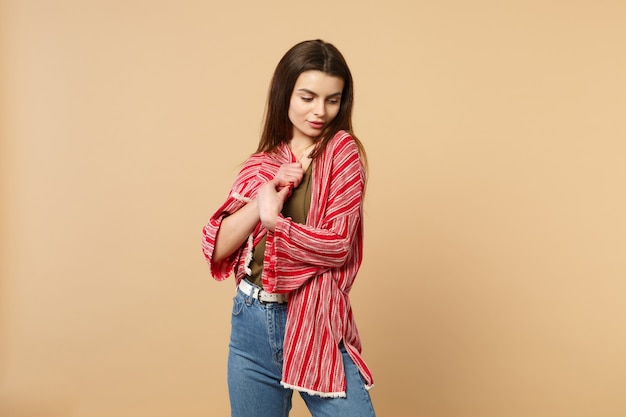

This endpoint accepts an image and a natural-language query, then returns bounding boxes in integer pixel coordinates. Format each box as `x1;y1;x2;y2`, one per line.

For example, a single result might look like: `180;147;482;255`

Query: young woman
202;39;376;417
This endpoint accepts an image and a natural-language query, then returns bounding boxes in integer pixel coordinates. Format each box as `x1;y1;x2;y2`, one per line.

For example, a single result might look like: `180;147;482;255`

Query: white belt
238;279;289;304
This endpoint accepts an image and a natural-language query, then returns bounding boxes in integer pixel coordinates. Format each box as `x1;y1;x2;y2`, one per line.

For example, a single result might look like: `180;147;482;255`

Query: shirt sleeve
201;155;266;280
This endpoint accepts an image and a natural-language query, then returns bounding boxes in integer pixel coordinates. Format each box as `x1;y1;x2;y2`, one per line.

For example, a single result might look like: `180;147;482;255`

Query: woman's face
288;70;344;142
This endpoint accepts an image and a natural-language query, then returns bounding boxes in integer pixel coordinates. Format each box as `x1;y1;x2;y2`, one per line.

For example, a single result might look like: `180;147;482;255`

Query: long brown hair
257;39;366;165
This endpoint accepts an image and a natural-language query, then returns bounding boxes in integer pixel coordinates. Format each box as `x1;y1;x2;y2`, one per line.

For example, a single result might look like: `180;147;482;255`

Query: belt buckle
257;288;270;304
258;288;286;304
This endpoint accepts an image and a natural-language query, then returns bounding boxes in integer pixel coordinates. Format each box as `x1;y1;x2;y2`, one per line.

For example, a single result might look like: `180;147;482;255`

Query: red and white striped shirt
202;131;373;397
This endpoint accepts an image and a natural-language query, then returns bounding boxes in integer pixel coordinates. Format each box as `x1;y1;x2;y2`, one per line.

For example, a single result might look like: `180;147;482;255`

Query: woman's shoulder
331;129;353;141
242;147;283;166
248;143;292;162
326;130;359;155
238;152;264;172
238;146;290;178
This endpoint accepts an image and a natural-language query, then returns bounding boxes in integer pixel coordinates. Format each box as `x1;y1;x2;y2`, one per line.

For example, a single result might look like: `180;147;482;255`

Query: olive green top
248;164;313;286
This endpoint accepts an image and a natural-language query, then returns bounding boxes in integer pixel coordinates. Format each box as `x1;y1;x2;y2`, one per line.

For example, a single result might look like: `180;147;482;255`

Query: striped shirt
201;131;373;397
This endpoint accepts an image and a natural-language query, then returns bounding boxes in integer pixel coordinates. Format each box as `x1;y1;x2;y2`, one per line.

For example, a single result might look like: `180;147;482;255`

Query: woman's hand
257;178;292;231
274;162;305;189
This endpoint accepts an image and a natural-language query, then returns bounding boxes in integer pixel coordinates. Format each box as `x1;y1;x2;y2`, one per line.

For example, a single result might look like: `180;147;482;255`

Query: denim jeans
227;282;376;417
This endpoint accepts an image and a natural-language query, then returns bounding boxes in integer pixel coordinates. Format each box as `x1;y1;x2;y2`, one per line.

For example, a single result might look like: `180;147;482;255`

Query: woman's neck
289;137;316;162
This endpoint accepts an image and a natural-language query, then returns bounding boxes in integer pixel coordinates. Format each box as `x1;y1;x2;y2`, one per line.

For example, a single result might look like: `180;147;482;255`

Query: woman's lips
308;121;324;129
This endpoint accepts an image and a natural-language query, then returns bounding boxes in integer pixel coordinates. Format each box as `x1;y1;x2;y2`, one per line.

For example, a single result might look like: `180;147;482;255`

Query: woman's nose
313;101;326;117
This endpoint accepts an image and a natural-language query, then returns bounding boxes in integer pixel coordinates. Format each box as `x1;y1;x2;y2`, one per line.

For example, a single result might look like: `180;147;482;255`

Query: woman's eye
328;99;340;105
301;97;313;102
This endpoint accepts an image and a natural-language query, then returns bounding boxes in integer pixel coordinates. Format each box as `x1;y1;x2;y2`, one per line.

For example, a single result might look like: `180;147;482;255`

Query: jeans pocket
232;294;244;316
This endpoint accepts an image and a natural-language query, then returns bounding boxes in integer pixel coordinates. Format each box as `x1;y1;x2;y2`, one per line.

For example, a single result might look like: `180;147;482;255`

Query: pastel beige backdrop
1;1;625;416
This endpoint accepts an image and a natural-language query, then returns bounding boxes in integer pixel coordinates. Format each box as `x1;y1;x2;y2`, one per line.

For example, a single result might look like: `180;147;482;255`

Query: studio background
1;1;625;416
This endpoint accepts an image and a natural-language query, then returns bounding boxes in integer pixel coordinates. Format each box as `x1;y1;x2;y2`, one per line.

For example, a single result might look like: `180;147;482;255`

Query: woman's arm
212;198;260;263
202;155;267;280
263;195;363;293
263;135;366;292
207;160;304;264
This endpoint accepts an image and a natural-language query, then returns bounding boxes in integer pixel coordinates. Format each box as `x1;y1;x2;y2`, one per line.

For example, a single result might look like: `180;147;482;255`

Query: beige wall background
1;1;625;416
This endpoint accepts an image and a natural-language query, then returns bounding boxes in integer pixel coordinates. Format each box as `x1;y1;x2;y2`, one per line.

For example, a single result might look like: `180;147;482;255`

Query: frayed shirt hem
280;381;346;398
231;192;252;203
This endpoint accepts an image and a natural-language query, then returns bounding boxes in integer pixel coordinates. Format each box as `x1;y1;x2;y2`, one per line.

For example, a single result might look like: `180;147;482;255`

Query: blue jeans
227;282;376;417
